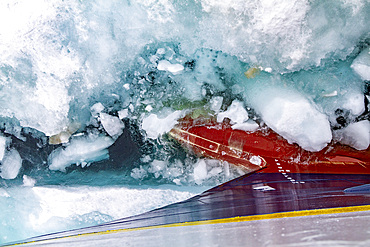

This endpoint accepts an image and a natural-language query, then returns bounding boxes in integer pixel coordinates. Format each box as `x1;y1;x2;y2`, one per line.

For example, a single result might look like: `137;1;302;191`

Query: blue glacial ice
0;0;369;244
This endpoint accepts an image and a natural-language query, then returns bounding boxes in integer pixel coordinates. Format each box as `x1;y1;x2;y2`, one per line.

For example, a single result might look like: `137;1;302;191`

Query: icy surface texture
351;47;370;80
0;0;368;182
0;0;369;243
0;185;203;244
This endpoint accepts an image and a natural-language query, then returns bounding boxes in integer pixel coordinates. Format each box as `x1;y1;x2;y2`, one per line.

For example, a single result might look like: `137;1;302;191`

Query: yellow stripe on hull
7;205;370;246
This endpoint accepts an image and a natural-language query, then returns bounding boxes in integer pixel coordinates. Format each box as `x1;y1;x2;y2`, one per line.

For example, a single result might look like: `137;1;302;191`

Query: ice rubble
0;0;369;244
0;0;368;178
0;0;368;138
0;135;22;179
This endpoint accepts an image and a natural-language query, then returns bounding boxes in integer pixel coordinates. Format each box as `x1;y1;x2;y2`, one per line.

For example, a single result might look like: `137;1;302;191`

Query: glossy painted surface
169;117;370;174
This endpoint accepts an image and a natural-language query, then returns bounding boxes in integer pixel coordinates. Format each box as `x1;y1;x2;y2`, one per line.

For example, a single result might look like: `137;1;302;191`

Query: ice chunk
231;120;260;132
336;120;370;150
131;166;148;180
0;149;22;180
99;113;125;138
264;96;331;151
193;159;208;185
209;96;223;112
351;48;370;81
249;156;262;166
90;103;105;117
217;100;249;124
142;110;185;139
0;135;8;161
247;85;332;151
48;134;114;172
118;109;129;119
23;175;36;187
148;160;167;178
145;105;153;112
342;93;365;116
157;60;184;74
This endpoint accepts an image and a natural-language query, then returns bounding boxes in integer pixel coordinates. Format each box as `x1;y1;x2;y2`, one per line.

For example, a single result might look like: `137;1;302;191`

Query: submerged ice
0;0;369;244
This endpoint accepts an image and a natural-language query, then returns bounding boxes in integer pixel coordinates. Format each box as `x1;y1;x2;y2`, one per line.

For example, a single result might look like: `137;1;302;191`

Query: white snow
351;48;370;81
336;120;370;150
0;149;22;180
99;113;125;138
142;110;185;139
157;60;184;74
48;134;114;172
217;100;249;124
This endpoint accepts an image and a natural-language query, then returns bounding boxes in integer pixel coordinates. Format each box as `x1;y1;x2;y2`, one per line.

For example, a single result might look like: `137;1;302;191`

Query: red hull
169;117;370;174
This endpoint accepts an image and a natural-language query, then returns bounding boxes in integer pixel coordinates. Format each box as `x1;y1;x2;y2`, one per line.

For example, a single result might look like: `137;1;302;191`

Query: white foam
336;120;370;150
48;134;114;172
0;149;22;180
27;185;199;232
142;110;185;139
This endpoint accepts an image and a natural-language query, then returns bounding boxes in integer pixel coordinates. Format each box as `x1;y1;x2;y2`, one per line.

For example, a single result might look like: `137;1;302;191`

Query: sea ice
0;135;8;161
157;60;184;74
99;113;125;139
336;120;370;150
231;120;260;132
217;100;249;124
48;134;114;172
23;175;36;187
193;160;208;185
246;83;332;152
0;149;22;180
351;47;370;81
142;110;185;139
